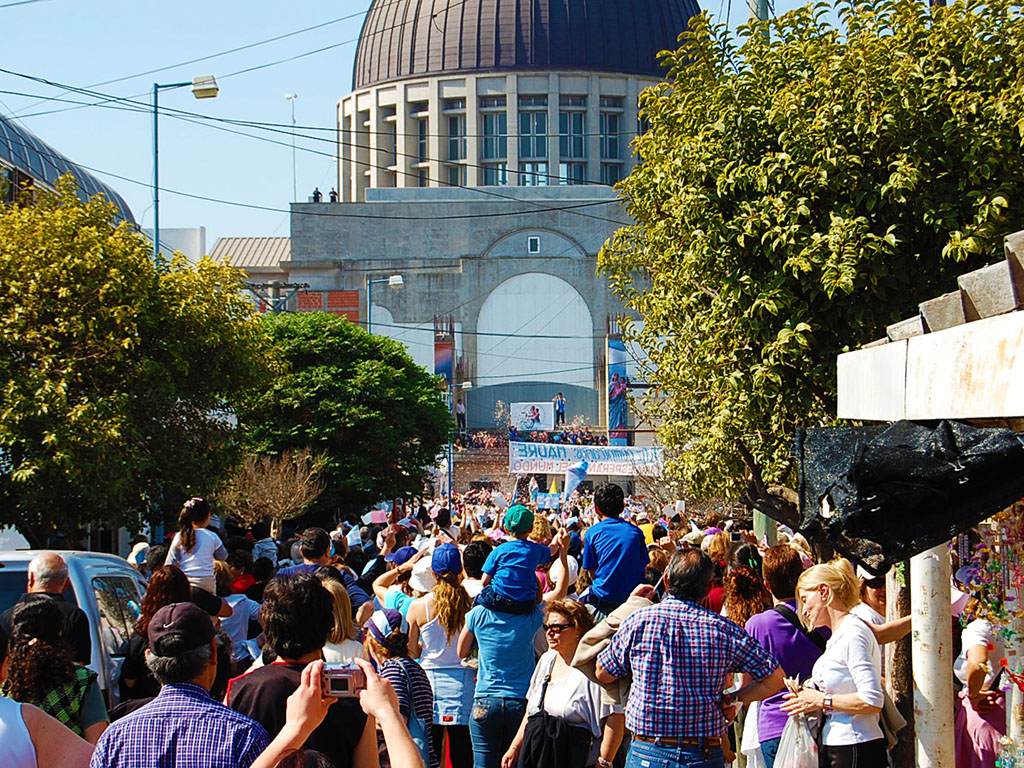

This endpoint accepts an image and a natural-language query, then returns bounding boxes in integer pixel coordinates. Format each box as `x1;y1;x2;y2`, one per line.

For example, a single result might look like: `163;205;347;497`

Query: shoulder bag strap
773;604;827;653
537;654;558;711
397;659;420;722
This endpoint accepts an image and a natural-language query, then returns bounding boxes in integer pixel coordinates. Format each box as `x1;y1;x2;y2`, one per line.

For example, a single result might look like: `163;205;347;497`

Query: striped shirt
598;597;778;738
379;657;438;768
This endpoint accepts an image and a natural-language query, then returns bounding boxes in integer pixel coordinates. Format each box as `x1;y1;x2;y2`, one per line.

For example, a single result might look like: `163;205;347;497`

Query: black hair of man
260;573;334;660
462;540;493;579
252;557;275;582
435;508;452;529
299;528;331;561
593;482;625;518
664;548;714;602
252;521;270;540
145;544;169;574
226;550;254;574
652;523;668;541
644;565;663;587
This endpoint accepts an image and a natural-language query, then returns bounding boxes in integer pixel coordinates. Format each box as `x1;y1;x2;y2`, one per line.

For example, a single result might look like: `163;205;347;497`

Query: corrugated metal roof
210;237;290;270
352;0;702;90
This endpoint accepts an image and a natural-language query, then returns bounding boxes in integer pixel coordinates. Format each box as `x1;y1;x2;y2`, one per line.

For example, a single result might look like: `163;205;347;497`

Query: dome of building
353;0;701;90
0;113;135;224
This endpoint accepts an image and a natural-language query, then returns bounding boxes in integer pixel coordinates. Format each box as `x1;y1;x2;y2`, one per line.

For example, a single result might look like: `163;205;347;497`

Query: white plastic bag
774;714;819;768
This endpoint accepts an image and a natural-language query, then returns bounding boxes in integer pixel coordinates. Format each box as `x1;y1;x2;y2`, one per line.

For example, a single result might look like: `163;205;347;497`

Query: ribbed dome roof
353;0;701;90
0;113;134;224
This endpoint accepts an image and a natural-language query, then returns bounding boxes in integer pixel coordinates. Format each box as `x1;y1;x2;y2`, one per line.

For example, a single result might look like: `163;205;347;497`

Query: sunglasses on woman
543;623;573;635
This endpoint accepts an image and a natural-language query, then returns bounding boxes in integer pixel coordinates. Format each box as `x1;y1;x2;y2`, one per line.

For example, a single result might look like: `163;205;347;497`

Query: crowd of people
0;484;1004;768
454;426;608;452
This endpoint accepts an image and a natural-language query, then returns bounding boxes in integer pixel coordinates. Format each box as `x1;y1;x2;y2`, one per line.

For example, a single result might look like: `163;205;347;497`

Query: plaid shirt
598;597;778;738
89;683;270;768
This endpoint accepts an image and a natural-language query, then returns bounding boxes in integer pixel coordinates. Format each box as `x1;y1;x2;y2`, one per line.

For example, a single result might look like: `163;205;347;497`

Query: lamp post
152;75;219;261
284;93;298;203
365;274;404;335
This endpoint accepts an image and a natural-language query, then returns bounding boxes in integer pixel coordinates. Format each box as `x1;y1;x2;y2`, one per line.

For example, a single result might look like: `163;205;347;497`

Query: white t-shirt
324;638;365;663
525;650;621;766
811;615;884;746
954;619;1004;687
850;602;885;626
221;594;261;661
462;578;484;599
165;528;227;583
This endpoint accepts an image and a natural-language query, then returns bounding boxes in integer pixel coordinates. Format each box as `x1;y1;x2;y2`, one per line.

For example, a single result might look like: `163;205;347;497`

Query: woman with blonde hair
406;544;475;767
780;559;885;768
319;576;365;662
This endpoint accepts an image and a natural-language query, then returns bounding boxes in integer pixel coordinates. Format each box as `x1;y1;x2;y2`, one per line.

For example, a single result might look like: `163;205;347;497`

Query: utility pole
284;93;298;203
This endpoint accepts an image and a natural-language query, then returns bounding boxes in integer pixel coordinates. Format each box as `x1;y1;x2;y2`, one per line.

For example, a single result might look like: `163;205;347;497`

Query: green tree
0;177;278;546
239;312;451;516
599;0;1024;499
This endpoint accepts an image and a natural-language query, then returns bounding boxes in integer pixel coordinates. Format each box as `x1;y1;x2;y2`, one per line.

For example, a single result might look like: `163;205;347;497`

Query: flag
549;477;558;494
562;460;588;503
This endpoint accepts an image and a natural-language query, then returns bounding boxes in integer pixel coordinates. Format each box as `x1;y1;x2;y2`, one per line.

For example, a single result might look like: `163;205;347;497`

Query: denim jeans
760;737;781;768
624;738;725;768
468;696;526;768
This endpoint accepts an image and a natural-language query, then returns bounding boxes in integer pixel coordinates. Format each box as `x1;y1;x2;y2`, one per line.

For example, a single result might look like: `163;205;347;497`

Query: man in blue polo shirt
581;482;648;619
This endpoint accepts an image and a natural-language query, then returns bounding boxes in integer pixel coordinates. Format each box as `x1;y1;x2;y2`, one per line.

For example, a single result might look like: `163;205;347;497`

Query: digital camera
322;661;367;698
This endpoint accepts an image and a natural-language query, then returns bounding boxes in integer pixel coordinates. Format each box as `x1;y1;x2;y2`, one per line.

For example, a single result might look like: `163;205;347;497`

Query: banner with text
509;443;663;477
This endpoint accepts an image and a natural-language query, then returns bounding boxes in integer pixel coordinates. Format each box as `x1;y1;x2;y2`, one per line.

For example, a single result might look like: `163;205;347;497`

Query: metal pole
152;83;160;261
286;94;297;203
910;543;955;768
447;389;454;501
366;278;373;335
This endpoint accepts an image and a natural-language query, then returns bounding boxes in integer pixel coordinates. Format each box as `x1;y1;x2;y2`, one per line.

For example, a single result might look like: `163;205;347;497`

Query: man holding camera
226;573;374;768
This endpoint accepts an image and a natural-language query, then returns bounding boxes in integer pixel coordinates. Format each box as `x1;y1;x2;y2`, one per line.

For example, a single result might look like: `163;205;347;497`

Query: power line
0;74;634;221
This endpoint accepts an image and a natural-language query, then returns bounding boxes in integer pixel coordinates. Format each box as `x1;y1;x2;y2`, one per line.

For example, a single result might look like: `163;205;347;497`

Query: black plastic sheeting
792;421;1024;574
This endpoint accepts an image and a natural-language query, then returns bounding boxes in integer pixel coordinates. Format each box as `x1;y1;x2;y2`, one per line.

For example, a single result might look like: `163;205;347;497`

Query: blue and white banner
508;443;663;477
562;460;588;502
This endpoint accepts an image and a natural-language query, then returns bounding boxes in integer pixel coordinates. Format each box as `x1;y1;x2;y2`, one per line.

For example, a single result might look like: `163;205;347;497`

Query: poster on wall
607;338;630;446
510;402;555;432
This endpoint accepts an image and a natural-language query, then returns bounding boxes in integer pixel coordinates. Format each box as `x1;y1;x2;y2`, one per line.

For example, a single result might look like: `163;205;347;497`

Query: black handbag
519;657;595;768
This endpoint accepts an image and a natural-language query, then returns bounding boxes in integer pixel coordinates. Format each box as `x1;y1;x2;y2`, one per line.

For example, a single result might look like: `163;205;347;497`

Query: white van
0;550;146;705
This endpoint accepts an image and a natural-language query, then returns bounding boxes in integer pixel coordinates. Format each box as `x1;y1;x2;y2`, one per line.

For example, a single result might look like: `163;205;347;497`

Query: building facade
216;0;700;435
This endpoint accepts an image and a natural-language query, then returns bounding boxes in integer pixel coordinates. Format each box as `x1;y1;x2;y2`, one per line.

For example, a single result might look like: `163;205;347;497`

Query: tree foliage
238;312;451;515
0;177;278;545
219;448;327;529
599;0;1024;497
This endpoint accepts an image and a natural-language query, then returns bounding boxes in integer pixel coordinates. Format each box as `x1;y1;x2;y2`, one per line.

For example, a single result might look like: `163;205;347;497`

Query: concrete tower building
215;0;699;432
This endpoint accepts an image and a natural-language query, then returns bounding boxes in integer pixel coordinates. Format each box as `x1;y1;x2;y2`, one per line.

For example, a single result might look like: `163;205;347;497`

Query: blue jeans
468;696;526;768
760;737;781;768
624;739;725;768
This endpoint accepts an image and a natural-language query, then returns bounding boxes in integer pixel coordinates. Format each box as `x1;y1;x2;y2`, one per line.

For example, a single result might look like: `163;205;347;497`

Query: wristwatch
823;693;833;712
597;758;614;768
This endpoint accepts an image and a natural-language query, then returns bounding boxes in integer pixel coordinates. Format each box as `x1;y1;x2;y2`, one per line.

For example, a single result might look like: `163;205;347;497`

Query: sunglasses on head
543;623;573;635
864;577;886;589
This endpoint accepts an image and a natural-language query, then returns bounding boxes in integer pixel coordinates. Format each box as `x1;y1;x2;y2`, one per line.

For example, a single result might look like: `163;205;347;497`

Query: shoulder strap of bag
537;654;558;710
397;659;420;721
773;604;827;653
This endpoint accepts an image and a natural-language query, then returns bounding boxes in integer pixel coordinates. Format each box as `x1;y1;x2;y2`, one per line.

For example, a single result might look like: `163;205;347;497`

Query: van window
92;576;141;658
0;570;78;616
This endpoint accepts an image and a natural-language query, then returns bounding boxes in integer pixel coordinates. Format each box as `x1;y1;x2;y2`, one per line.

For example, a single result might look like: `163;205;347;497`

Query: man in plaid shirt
597;548;784;768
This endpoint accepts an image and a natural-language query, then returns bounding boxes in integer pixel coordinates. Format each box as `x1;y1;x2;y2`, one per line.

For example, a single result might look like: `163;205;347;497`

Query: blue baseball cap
431;543;462;575
385;545;417;565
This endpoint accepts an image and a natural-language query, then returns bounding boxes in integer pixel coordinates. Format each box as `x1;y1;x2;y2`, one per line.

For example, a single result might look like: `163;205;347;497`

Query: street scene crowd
0;484;1005;768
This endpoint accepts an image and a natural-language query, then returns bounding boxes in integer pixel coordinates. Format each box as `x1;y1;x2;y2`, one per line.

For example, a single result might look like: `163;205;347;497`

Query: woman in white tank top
0;696;37;768
406;544;477;768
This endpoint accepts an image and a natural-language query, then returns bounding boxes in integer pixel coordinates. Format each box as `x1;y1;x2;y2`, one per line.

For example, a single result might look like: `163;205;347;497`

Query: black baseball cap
148;602;215;657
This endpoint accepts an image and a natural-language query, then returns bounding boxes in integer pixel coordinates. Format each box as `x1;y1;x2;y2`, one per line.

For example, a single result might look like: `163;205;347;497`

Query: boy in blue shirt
476;504;567;615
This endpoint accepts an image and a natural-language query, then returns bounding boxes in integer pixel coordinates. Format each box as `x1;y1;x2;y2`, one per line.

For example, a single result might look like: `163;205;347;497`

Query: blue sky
0;0;801;248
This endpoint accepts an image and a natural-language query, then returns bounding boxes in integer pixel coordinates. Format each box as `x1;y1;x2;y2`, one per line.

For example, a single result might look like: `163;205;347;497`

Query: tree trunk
887;563;915;768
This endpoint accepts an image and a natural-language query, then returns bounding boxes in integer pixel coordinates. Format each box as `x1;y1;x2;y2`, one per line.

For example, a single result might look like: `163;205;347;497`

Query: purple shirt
744;601;829;741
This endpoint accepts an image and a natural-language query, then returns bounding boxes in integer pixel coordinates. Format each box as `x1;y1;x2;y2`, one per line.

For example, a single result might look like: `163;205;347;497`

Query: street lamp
448;380;472;501
284;93;298;203
153;75;219;261
365;274;404;335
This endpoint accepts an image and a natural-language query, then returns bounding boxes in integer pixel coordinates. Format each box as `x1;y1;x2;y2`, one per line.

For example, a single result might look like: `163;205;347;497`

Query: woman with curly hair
119;565;191;699
2;600;108;743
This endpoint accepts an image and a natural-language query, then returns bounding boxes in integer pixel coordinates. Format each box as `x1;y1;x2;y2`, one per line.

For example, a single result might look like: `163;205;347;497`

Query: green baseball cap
505;504;535;535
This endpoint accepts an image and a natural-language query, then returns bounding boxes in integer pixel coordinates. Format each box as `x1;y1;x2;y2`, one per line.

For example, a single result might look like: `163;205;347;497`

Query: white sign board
510;402;555;432
509;443;663;476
